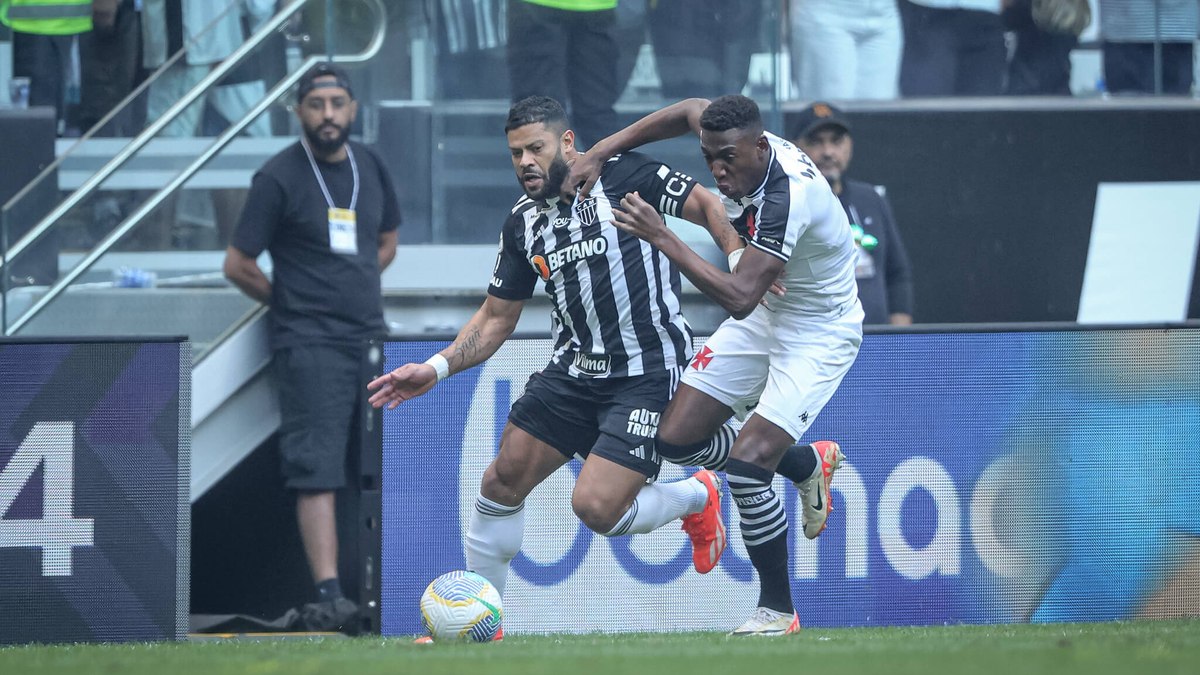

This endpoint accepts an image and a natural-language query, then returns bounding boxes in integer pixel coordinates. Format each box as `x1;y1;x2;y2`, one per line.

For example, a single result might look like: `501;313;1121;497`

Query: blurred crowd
1;1;1196;140
0;0;1195;254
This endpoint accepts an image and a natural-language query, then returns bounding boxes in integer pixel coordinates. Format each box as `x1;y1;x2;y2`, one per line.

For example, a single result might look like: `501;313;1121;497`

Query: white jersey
723;132;859;319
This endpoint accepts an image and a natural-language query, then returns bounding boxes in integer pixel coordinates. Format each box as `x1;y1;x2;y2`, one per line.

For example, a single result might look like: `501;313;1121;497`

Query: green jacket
0;0;92;35
522;0;617;11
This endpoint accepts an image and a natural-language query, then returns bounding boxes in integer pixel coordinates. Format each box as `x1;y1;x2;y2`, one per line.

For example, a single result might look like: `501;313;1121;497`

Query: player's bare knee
571;491;621;534
656;418;705;447
733;443;786;469
732;435;788;468
479;461;528;506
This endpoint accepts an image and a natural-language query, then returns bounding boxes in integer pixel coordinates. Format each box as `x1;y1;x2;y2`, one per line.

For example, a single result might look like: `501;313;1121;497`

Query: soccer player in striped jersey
368;97;748;629
570;95;862;636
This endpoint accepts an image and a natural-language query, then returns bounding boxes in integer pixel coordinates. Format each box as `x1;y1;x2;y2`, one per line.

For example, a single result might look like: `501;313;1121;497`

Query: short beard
304;123;350;157
527;153;570;201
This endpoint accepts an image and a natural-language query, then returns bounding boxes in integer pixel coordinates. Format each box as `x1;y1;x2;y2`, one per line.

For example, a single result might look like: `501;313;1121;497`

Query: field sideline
2;620;1197;675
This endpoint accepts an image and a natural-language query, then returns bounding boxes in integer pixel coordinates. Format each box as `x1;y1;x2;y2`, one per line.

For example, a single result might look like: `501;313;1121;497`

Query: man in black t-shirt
224;63;400;633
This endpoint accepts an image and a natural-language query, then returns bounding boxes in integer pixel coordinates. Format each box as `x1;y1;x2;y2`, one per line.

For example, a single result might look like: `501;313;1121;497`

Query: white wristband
424;354;450;382
727;247;745;272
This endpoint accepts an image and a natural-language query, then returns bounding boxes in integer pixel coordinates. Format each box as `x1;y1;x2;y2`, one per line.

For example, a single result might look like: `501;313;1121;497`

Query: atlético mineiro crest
574;196;598;227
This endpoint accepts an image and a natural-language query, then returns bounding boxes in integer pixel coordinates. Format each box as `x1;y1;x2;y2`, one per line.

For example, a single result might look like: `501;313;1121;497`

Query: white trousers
789;0;903;101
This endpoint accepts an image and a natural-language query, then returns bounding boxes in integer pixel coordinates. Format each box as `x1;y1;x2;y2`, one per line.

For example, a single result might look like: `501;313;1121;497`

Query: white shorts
681;301;864;440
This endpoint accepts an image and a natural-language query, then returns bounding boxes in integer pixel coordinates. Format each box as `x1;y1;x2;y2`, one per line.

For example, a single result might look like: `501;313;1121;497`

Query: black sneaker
298;597;359;634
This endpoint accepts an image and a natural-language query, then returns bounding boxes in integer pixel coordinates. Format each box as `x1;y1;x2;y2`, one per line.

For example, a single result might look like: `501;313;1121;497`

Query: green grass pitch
3;620;1198;675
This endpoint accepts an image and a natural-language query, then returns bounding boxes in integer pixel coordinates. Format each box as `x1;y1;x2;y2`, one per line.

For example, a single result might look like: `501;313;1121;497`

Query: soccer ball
419;570;503;642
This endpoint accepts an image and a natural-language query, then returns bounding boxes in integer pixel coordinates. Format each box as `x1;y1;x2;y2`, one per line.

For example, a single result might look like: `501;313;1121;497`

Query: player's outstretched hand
612;191;668;244
367;363;438;409
567;152;605;201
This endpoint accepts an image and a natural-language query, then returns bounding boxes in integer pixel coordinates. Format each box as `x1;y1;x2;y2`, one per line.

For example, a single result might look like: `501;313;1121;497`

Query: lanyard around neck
301;137;359;211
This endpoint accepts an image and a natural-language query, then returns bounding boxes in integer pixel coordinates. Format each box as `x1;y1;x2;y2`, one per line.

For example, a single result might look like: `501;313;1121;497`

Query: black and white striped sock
727;458;793;614
658;422;737;471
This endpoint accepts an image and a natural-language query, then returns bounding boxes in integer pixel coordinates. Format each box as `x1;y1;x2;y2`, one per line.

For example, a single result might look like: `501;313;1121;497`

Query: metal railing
1;0;387;335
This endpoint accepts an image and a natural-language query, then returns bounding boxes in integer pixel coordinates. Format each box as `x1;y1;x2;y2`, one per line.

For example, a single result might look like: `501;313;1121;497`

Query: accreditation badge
328;207;358;254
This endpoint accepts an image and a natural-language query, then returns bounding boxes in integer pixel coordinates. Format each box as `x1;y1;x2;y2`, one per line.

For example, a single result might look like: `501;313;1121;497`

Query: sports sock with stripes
656;422;737;471
464;495;525;598
774;443;820;484
603;477;708;537
727;458;794;614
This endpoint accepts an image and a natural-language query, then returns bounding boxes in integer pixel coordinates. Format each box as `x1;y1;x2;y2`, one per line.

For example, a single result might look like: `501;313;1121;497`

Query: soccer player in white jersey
367;97;744;638
571;95;863;636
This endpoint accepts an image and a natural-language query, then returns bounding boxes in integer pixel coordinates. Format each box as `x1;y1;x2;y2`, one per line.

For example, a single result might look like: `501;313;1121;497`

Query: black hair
699;95;762;134
296;62;354;103
505;96;569;134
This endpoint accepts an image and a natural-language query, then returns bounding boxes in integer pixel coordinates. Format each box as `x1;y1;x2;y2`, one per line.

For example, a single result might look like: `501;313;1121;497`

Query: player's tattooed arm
448;328;484;372
442;295;524;375
367;295;524;409
681;184;741;255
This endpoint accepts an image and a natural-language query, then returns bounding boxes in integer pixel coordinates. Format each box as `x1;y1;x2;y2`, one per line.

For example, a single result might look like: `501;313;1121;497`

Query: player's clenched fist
612;191;669;245
367;363;438;409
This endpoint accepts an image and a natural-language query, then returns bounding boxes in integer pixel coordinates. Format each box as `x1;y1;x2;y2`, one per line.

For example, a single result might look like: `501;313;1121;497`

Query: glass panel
395;0;792;244
381;0;1200;245
1;0;389;359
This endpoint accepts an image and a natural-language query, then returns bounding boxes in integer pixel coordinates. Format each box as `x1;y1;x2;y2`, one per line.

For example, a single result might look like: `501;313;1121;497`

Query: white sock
604;477;708;537
464;495;525;598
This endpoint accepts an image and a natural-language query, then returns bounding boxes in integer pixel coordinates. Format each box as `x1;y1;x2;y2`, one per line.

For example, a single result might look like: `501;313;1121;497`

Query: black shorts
507;366;680;478
273;343;365;490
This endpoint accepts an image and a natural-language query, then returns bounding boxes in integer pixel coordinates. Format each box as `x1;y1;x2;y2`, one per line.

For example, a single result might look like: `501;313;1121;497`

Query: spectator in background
794;102;913;325
648;0;758;100
141;0;274;139
224;64;400;634
613;0;646;100
78;0;140;134
1003;0;1091;95
898;0;1008;96
2;0;94;133
74;0;141;248
1099;0;1197;95
432;0;508;99
507;0;618;149
134;0;276;250
788;0;903;101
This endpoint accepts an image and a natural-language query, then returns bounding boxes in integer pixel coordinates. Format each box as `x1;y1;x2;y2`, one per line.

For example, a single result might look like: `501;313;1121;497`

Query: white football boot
795;440;845;540
729;607;801;636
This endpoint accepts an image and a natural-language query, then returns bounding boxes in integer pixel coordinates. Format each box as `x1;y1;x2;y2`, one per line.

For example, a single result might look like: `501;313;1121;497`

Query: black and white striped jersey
488;151;700;379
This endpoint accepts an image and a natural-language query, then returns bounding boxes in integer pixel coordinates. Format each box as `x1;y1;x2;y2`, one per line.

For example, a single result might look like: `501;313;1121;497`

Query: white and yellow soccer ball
419;570;503;642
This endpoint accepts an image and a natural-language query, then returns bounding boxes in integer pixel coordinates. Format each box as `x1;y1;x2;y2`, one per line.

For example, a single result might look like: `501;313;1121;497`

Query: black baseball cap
792;102;851;140
296;63;354;103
